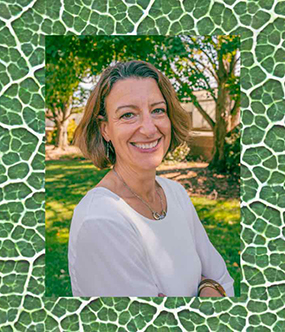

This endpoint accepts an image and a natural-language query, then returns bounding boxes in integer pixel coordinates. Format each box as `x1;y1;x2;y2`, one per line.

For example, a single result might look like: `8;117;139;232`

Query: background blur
45;36;240;296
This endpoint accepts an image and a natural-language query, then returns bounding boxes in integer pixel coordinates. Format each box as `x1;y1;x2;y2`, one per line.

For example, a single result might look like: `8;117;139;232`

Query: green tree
45;36;152;148
154;36;240;171
45;36;159;148
46;36;240;171
46;37;83;149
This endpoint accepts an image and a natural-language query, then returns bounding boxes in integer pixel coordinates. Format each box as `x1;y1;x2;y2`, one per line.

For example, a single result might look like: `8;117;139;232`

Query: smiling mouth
131;138;161;150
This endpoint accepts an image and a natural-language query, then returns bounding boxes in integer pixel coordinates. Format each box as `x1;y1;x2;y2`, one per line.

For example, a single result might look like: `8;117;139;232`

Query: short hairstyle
74;60;190;169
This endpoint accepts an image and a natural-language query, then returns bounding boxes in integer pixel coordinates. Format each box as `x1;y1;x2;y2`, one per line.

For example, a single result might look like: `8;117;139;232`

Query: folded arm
176;182;235;297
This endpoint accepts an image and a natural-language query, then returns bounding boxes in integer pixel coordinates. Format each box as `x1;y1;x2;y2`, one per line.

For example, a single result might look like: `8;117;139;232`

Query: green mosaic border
0;0;285;330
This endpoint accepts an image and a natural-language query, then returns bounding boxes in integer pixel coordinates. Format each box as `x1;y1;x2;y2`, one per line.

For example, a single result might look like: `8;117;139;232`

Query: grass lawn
46;160;240;297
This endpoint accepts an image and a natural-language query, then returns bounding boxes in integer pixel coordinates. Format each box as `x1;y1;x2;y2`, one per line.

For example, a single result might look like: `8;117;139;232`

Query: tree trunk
53;98;73;150
209;118;227;172
208;45;232;172
55;119;69;149
208;82;230;172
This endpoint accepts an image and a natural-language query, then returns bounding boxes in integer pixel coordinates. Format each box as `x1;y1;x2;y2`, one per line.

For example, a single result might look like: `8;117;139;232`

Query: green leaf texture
0;0;285;330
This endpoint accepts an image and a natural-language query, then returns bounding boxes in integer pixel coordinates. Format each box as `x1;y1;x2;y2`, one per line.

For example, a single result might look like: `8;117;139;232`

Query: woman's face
101;78;171;172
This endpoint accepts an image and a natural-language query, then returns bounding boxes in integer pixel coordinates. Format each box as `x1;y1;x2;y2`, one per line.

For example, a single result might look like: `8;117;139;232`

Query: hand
199;287;223;297
199;275;223;297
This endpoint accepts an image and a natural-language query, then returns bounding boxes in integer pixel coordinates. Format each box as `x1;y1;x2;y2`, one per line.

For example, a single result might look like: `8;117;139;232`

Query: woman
68;60;234;297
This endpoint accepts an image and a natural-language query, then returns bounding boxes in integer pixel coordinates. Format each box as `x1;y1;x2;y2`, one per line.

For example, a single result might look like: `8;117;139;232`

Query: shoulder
70;188;132;236
157;176;196;215
156;175;181;189
75;187;119;214
156;176;189;197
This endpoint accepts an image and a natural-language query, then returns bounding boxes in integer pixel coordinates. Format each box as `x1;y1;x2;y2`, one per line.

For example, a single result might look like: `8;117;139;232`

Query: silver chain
112;168;166;220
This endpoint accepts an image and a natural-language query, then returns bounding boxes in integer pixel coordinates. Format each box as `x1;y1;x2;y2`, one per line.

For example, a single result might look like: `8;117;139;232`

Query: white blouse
68;176;234;297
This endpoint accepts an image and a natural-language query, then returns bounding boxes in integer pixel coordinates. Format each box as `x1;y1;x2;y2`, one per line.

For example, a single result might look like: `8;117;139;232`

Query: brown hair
74;60;190;169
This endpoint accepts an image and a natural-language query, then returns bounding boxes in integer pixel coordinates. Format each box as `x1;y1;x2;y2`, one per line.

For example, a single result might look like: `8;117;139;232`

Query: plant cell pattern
0;0;285;330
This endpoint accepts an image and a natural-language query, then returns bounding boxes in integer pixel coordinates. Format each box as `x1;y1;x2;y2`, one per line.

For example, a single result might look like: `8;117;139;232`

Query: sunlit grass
191;196;240;296
46;160;240;297
46;160;109;296
56;228;70;244
192;197;240;223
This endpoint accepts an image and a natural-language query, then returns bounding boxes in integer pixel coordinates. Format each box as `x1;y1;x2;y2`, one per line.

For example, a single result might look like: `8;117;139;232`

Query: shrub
224;124;240;177
46;129;56;145
165;142;190;163
67;119;77;144
46;119;77;146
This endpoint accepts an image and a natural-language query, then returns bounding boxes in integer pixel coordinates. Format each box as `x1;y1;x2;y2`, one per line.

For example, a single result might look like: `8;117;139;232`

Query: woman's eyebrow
115;101;166;113
115;104;139;113
151;101;166;107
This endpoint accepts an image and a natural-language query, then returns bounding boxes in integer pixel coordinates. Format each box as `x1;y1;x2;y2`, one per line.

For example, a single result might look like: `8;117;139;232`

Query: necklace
112;168;166;220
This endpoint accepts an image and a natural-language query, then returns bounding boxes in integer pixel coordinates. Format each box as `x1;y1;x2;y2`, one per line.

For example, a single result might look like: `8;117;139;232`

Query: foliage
46;130;55;145
165;143;190;163
156;36;240;103
46;119;77;146
67;119;77;144
45;37;94;148
46;160;240;296
46;36;240;168
186;153;206;163
224;125;241;178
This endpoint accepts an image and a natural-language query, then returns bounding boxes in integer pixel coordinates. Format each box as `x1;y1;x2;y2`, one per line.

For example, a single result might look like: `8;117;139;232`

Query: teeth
133;140;159;149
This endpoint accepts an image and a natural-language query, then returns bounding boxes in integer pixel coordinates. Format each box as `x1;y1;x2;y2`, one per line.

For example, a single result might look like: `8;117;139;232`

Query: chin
136;158;163;171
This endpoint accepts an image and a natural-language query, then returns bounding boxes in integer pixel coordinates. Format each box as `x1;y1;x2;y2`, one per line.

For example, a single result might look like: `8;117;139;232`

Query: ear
98;117;110;142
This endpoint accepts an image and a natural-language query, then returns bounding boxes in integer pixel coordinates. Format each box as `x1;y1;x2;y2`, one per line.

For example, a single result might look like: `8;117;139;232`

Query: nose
139;112;157;137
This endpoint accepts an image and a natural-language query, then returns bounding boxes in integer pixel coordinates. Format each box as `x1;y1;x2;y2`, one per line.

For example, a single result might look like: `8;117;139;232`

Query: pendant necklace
112;168;166;220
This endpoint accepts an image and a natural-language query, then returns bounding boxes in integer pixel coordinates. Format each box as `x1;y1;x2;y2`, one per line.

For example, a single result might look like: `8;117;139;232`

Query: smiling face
100;78;171;172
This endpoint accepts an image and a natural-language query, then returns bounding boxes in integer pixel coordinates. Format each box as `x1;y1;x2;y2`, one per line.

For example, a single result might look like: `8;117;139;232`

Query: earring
107;141;110;159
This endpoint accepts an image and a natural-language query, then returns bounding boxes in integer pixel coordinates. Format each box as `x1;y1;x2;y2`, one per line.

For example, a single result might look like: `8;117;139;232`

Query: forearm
198;275;223;297
199;287;223;297
157;276;224;297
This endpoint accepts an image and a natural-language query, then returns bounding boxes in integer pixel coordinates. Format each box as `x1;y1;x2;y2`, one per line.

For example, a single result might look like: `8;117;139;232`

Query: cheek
163;118;172;136
111;125;135;144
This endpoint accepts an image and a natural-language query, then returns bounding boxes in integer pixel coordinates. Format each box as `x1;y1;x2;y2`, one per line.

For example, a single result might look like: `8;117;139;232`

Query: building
182;89;215;161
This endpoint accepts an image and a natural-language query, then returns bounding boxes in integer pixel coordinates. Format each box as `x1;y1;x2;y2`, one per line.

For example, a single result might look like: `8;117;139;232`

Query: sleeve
191;203;235;296
178;183;235;297
71;217;159;297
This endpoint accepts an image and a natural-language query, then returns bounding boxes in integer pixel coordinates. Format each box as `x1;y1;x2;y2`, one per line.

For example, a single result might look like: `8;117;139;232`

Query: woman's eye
152;108;166;114
120;112;134;119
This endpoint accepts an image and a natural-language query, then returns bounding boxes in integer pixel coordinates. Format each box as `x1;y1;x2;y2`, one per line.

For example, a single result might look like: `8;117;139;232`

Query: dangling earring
107;141;110;159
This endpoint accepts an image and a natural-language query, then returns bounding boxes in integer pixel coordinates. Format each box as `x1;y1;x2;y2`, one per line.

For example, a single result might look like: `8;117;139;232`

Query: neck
113;162;157;203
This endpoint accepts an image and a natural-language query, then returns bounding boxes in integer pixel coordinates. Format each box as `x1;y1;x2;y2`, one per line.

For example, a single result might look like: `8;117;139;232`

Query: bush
46;129;57;145
224;124;240;177
165;142;190;163
45;119;77;146
186;149;206;162
67;119;77;144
